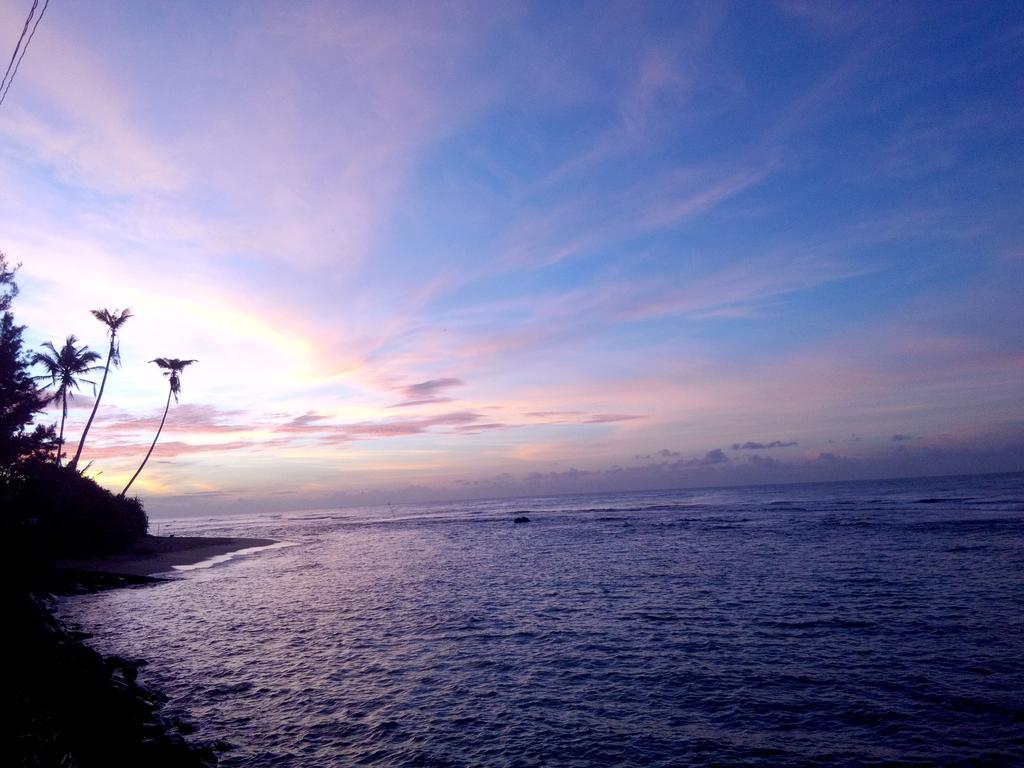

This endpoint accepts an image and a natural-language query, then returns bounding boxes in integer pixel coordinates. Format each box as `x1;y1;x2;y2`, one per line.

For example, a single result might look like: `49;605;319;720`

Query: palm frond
31;345;61;381
90;308;133;340
150;358;197;403
150;358;197;371
67;376;98;393
33;336;104;396
31;368;60;384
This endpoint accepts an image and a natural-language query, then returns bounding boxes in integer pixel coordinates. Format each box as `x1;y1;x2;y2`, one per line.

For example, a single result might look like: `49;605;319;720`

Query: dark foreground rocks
1;589;218;767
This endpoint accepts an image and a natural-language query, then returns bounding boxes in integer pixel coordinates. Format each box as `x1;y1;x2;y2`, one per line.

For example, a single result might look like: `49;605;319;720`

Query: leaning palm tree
32;335;103;464
69;308;132;471
120;358;197;497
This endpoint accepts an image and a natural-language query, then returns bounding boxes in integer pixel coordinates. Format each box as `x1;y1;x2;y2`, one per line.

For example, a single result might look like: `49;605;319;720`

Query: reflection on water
59;473;1024;766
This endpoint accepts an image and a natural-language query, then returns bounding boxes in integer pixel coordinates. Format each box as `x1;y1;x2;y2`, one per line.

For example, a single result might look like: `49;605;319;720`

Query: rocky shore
0;534;283;765
2;586;222;767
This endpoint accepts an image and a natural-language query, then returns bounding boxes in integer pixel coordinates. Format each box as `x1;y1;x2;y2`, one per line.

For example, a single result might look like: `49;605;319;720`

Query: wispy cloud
82;440;256;461
731;440;798;450
391;377;465;407
0;3;184;195
584;414;645;424
5;1;1022;511
95;404;256;436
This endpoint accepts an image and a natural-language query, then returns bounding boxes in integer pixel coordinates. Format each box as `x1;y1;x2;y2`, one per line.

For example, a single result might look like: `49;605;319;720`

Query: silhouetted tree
0;254;146;556
120;358;196;497
0;254;53;473
0;252;17;312
32;336;102;465
69;308;132;471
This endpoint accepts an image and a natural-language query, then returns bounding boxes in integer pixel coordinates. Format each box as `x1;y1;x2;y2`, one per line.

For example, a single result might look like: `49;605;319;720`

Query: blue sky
1;0;1021;516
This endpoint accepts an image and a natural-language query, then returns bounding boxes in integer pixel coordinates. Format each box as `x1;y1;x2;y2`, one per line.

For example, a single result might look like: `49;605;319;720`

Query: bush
4;461;148;556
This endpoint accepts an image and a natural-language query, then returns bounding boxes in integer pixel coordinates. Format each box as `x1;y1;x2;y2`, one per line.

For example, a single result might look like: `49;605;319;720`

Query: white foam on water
171;541;298;572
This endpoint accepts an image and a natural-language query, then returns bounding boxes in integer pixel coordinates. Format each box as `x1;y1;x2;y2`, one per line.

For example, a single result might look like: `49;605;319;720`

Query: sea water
57;473;1024;766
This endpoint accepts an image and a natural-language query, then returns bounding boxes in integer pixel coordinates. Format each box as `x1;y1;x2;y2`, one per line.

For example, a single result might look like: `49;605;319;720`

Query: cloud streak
391;377;465;407
731;440;799;450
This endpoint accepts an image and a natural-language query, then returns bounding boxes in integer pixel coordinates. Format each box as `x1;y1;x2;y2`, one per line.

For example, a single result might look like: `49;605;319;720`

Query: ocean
56;473;1024;766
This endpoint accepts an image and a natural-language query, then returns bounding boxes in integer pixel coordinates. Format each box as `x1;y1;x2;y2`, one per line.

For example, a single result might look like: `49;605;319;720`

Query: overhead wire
0;0;50;108
0;0;38;94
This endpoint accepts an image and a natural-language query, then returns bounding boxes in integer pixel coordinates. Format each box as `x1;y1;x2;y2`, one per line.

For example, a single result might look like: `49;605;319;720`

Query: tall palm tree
120;358;196;498
69;308;132;471
32;335;103;464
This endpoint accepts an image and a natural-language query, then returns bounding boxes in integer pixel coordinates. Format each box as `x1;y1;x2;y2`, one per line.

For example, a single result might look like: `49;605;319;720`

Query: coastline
54;535;279;577
4;590;220;767
2;536;280;764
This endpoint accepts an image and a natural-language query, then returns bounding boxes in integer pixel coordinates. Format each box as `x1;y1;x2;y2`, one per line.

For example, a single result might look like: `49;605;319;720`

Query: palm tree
32;336;103;464
120;358;196;498
69;308;132;471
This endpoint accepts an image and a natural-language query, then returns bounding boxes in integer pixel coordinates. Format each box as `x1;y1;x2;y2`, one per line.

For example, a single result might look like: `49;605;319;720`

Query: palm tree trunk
120;386;172;498
56;390;67;465
69;339;113;471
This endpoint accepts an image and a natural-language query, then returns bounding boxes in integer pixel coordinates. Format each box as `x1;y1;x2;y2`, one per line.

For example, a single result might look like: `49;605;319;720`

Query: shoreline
54;535;279;577
2;535;281;763
5;590;220;766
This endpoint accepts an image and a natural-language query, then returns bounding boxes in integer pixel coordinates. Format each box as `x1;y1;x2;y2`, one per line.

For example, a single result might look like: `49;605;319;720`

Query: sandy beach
54;535;278;577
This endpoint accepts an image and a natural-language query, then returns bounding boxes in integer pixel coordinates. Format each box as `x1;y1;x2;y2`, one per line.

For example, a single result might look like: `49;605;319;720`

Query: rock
108;655;141;683
513;516;530;524
172;717;197;735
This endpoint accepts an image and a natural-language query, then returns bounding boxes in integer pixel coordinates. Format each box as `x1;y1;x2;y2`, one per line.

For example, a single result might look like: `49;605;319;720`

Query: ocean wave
58;473;1024;766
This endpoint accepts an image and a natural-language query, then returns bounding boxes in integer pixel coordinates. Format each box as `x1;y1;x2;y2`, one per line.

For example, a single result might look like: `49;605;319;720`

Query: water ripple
57;473;1024;766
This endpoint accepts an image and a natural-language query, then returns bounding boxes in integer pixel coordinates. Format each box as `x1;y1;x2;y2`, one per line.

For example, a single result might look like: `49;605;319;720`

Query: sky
1;0;1022;517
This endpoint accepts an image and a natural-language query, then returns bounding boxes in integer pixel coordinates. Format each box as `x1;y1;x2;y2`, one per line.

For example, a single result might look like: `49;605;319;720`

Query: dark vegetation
0;254;147;561
0;253;216;766
3;590;217;768
10;462;148;555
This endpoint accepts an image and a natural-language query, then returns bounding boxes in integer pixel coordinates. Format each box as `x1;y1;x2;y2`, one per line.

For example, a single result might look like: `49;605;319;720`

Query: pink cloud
274;409;488;444
585;414;646;424
391;377;465;408
93;404;258;436
82;440;255;460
